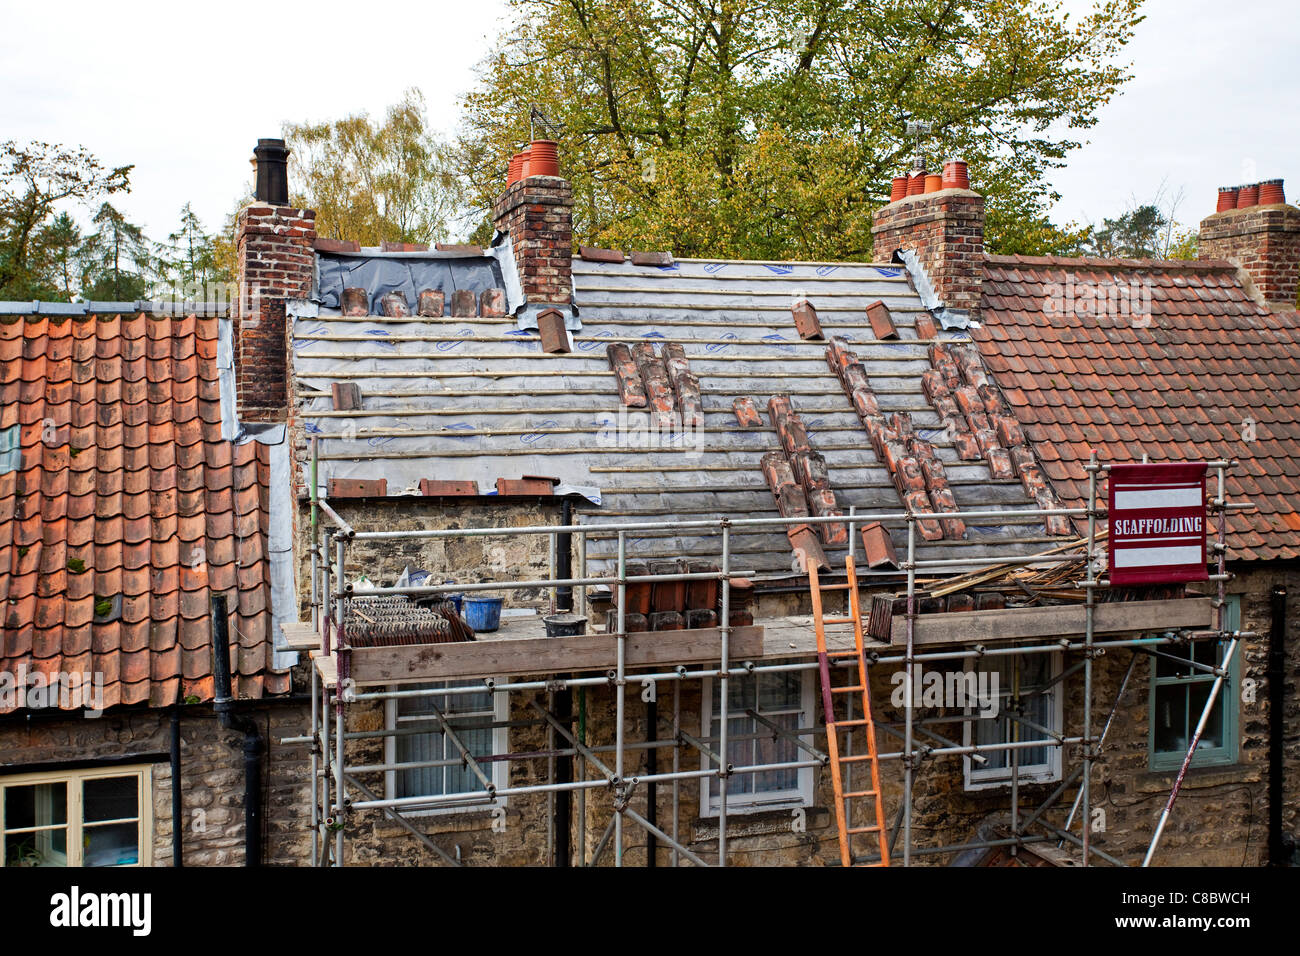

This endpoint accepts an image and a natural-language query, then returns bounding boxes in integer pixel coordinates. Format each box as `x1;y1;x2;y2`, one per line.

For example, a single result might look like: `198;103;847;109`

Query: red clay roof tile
976;257;1300;561
0;314;285;713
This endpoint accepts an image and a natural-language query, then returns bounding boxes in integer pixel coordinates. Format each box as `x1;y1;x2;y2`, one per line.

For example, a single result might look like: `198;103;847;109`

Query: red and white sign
1107;463;1209;586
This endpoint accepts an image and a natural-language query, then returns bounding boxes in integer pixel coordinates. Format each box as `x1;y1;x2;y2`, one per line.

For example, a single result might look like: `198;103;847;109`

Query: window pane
726;675;752;713
757;671;800;711
1187;683;1225;751
445;725;494;795
1190;639;1222;671
83;822;140;866
396;722;444;798
970;654;1057;776
4;782;67;831
84;776;138;823
975;713;1010;771
750;712;798;794
398;680;492;717
5;827;67;867
1153;684;1189;754
1155;649;1184;678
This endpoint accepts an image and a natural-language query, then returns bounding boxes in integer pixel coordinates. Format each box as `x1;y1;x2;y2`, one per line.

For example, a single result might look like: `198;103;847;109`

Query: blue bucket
463;596;504;632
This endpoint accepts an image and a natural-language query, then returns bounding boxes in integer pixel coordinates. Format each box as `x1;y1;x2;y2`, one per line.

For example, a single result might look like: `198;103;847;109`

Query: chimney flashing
872;184;985;321
492;167;574;316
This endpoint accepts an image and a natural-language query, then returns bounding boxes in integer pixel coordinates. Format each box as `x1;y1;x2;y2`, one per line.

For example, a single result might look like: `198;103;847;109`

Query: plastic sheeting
315;251;506;315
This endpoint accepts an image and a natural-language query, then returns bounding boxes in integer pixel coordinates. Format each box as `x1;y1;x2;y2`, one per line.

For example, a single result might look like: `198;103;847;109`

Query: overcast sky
2;0;1296;245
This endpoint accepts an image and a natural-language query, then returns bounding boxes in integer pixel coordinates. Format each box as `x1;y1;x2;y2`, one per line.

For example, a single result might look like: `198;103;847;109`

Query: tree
285;89;463;245
458;0;1143;260
1082;182;1194;259
0;141;132;298
80;202;153;301
34;212;82;299
158;202;227;292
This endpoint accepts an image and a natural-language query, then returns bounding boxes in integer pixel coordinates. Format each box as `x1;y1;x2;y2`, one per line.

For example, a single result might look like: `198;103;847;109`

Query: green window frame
1148;595;1240;771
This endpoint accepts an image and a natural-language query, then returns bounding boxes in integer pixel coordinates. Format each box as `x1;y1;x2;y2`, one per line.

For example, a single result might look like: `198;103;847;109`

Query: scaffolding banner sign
1107;463;1209;586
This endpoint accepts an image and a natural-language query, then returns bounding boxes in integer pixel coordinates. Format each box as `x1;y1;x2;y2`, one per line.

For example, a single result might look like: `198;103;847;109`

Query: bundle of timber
864;529;1190;641
344;595;477;646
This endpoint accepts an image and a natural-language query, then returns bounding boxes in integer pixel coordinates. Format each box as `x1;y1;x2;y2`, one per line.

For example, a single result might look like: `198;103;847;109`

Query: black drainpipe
171;707;183;867
210;594;264;867
1268;585;1288;865
646;694;658;867
553;497;574;866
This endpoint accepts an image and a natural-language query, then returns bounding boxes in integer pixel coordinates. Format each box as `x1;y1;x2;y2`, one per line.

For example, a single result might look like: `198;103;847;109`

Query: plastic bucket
543;613;588;637
463;596;504;632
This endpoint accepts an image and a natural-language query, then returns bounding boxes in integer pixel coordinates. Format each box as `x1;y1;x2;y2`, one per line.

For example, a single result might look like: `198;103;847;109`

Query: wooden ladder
809;554;890;867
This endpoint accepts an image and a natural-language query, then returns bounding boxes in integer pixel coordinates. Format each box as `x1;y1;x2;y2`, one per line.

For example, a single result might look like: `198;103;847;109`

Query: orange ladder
809;554;890;867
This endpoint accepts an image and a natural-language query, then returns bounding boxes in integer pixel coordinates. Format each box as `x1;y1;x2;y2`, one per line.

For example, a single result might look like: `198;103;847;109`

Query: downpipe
210;594;265;867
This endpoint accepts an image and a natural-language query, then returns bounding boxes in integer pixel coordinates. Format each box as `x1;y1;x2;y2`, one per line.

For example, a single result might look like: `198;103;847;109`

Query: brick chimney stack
872;185;985;321
492;155;573;309
1198;185;1300;312
235;138;316;423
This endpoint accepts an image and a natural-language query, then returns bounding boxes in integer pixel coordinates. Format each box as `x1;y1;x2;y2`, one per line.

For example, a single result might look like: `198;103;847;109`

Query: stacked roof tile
974;255;1300;561
0;313;288;711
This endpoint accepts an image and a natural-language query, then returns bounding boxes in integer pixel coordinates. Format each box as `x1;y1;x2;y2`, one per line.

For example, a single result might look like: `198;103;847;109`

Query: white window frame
699;668;816;817
962;652;1063;791
0;765;152;867
384;681;510;817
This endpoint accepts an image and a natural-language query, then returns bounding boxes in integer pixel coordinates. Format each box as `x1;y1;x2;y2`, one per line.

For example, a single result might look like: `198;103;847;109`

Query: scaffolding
290;449;1250;867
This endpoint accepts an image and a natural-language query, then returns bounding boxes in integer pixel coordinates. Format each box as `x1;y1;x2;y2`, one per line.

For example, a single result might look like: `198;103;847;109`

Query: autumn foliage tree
458;0;1143;259
0;141;132;299
285;89;463;246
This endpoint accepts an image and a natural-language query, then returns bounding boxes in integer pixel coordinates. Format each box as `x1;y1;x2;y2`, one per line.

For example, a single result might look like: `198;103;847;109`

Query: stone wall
289;483;1299;867
0;700;312;866
296;497;566;619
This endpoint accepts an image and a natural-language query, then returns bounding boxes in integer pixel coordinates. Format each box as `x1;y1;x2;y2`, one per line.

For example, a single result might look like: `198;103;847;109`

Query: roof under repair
294;252;1063;580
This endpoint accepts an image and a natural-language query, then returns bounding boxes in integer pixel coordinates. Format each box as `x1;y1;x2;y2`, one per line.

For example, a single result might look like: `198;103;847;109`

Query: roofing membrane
296;256;1058;579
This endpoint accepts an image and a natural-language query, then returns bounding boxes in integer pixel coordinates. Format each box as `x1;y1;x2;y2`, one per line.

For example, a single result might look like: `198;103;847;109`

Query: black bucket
543;613;588;637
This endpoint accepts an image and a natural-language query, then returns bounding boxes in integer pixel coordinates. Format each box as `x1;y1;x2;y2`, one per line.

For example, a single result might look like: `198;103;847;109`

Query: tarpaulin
1108;462;1208;586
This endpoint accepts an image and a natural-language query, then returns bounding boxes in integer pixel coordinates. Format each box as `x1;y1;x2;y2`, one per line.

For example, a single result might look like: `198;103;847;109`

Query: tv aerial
530;106;566;141
905;119;933;172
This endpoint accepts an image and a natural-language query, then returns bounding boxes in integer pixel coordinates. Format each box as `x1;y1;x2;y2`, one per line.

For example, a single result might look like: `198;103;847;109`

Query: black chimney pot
253;138;290;205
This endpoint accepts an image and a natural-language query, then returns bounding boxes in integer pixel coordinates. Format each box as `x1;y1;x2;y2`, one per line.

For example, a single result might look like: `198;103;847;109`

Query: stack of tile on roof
975;254;1300;561
0;313;287;712
297;256;1060;578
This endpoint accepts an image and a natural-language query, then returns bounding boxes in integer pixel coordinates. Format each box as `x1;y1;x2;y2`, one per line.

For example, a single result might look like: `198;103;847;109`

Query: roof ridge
983;253;1237;272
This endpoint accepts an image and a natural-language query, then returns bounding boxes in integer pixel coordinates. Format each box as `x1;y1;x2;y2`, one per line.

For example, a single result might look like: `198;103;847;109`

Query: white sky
1;0;1296;244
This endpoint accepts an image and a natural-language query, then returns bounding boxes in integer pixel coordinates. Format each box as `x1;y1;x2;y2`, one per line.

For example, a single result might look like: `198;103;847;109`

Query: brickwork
1199;204;1300;311
492;176;574;307
235;204;317;422
871;189;985;319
